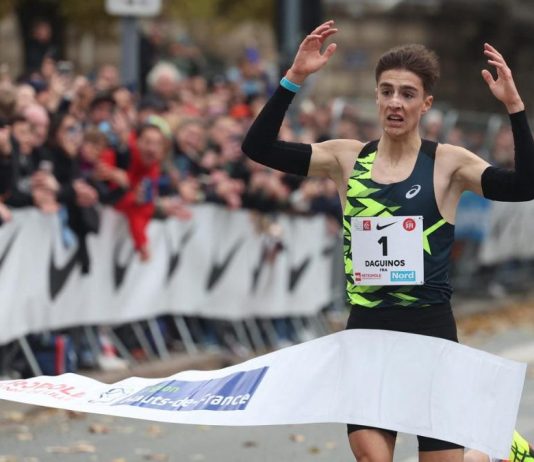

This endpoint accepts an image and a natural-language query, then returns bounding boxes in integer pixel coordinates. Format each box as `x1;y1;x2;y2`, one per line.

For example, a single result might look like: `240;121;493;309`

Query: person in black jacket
44;113;98;273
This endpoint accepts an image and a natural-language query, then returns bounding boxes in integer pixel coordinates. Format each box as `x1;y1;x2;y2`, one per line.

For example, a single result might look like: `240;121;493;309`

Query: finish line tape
0;330;525;458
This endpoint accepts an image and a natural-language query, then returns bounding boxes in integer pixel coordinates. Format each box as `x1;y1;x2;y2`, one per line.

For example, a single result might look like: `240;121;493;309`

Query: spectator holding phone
45;113;99;272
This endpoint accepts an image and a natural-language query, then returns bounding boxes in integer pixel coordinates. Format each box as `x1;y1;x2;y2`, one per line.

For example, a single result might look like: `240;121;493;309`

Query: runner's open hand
286;20;338;84
481;43;524;113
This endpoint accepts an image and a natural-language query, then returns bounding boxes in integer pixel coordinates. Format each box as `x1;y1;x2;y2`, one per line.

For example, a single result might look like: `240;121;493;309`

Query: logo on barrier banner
166;226;195;282
0;227;18;273
113;240;135;290
206;239;244;290
49;242;80;300
116;367;268;411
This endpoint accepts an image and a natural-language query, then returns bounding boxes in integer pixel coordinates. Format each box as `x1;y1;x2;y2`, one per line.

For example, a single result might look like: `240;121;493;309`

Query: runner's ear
421;95;433;115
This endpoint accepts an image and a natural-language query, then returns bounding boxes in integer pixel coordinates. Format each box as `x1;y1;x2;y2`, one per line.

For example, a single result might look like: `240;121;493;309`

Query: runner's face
376;69;433;138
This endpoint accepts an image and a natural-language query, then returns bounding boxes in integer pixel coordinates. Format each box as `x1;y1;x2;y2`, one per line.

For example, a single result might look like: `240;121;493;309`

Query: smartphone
39;159;53;173
57;60;73;77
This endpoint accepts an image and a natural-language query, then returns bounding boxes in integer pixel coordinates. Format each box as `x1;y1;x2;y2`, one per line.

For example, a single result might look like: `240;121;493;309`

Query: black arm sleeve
241;86;312;176
482;110;534;201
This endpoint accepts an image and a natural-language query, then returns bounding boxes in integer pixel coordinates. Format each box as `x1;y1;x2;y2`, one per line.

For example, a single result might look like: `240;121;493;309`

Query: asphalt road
0;303;533;462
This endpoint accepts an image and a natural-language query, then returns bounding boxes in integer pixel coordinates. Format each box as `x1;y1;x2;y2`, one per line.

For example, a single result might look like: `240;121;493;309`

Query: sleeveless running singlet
343;139;455;308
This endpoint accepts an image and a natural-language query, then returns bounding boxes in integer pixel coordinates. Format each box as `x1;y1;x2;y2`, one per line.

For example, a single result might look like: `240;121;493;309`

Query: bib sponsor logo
376;222;396;231
116;367;268;412
390;270;416;282
406;184;421;199
403;218;416;231
354;272;362;282
362;273;381;280
354;220;372;231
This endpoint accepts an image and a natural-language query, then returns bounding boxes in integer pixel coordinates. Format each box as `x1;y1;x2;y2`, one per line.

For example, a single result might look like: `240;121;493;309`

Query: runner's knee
348;428;395;462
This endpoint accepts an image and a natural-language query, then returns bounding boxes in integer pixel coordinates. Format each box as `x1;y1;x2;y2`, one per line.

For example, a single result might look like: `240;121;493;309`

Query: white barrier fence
479;200;534;265
0;206;337;346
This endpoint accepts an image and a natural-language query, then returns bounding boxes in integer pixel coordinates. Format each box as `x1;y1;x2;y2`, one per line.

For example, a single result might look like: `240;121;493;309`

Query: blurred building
319;0;534;113
1;0;534;112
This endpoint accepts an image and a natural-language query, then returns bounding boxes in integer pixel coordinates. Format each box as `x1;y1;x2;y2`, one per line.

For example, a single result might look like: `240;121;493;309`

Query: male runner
242;20;534;462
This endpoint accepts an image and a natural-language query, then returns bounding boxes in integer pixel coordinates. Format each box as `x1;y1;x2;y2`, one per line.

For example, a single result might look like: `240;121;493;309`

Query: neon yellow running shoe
509;430;534;462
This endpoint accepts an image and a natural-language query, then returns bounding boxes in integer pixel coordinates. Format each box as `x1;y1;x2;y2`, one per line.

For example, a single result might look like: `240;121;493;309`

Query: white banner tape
0;330;525;459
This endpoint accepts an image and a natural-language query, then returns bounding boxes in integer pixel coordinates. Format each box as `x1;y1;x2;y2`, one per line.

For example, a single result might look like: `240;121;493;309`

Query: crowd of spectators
0;22;354;269
0;20;526;375
0;20;517;270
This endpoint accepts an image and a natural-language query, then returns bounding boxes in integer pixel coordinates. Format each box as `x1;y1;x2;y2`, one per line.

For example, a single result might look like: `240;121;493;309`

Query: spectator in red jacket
110;115;171;261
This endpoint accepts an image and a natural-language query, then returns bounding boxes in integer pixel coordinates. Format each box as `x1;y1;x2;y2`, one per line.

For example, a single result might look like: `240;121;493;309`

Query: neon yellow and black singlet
343;139;454;308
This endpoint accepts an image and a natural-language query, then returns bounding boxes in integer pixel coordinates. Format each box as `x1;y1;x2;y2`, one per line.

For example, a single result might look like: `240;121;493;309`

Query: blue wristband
280;76;301;93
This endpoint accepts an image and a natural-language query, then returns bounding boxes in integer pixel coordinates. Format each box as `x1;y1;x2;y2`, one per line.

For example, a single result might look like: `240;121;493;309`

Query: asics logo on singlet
406;184;422;199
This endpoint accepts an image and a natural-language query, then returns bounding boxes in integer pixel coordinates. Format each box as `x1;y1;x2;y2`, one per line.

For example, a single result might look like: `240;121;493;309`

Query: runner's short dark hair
375;44;440;94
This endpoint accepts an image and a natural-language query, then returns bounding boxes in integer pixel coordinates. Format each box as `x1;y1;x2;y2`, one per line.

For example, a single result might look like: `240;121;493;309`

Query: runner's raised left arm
455;43;534;201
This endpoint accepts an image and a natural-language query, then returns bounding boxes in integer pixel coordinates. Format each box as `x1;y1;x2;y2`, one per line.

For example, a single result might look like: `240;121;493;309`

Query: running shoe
509;430;534;462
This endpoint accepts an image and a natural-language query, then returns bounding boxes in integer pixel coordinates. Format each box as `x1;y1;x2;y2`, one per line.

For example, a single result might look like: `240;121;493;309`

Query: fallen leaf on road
111;459;127;462
308;446;321;454
16;433;33;441
458;303;534;336
1;412;24;423
242;441;258;448
66;411;85;420
25;408;59;423
0;456;18;462
289;434;305;443
45;442;96;454
324;441;337;450
89;423;110;434
144;453;168;461
146;425;163;437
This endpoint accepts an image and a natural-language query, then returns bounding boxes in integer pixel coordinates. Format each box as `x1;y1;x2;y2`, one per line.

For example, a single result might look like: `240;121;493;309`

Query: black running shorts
345;302;463;452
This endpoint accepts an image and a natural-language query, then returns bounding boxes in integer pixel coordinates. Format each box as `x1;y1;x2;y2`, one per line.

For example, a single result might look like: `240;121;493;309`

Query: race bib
351;216;424;286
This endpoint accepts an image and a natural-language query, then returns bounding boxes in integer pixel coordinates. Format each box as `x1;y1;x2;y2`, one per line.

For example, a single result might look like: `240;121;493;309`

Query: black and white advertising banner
0;329;526;459
479;200;534;265
0;206;336;345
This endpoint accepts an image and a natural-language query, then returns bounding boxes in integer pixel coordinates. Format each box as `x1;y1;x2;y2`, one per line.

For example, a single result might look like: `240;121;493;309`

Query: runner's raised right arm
241;20;353;181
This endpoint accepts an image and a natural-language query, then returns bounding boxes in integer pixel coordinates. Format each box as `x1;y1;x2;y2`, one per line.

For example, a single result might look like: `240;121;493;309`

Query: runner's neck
377;134;422;165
